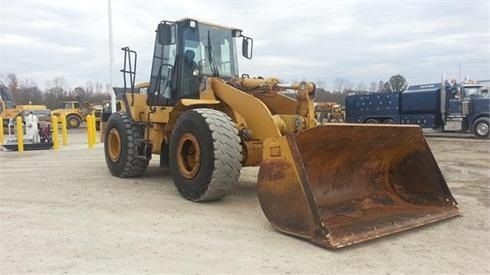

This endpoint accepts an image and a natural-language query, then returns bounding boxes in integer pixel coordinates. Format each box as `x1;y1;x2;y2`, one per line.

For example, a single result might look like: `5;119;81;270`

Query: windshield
463;86;484;97
182;23;238;78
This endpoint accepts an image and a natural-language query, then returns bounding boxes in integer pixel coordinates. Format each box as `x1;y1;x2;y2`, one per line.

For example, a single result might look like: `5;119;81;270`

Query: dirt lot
1;129;489;274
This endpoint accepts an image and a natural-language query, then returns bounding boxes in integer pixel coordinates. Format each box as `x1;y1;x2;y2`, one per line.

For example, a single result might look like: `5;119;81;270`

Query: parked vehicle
1;84;47;130
101;18;459;250
51;101;94;129
314;102;344;122
345;81;489;138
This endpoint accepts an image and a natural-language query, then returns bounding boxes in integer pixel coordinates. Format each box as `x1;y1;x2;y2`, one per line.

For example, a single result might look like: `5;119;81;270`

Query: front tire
104;112;148;177
66;115;81;128
472;117;489;139
170;108;242;202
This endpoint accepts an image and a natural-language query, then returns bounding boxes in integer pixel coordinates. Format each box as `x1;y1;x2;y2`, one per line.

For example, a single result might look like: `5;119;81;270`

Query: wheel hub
69;118;78;127
108;128;121;161
177;132;201;179
476;122;489;136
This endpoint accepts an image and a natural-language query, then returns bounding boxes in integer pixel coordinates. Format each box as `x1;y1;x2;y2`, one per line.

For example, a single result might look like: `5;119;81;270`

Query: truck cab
445;83;489;138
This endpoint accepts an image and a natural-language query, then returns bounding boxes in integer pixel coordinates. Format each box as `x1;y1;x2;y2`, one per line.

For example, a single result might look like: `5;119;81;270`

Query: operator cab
148;18;253;106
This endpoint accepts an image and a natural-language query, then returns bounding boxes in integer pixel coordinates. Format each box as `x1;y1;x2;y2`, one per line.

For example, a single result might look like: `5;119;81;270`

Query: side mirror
157;23;174;45
242;36;253;59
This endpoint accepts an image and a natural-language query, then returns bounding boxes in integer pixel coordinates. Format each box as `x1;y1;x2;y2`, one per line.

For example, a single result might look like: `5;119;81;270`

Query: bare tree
369;81;377;93
356;81;367;92
334;78;353;93
44;77;69;109
378;81;385;92
18;79;43;105
5;73;21;103
387;74;408;92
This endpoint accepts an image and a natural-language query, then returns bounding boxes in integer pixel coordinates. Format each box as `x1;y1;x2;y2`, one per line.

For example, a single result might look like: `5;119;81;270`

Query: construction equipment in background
95;99;123;130
102;18;459;249
2;111;53;151
314;101;344;123
1;83;47;130
51;100;94;129
345;80;489;139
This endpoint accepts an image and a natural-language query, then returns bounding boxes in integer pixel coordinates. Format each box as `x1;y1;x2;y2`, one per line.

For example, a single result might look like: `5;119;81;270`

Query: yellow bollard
90;114;97;145
61;115;68;146
52;116;59;150
86;115;93;149
16;116;24;152
0;117;4;145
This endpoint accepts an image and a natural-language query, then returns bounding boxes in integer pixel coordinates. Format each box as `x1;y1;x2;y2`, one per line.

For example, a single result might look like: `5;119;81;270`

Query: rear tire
383;118;396;124
170;108;242;202
66;115;81;128
365;118;379;124
472;117;489;139
104;112;148;177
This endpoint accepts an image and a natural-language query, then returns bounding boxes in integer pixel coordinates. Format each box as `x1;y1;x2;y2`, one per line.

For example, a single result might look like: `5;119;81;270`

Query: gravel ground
1;129;489;274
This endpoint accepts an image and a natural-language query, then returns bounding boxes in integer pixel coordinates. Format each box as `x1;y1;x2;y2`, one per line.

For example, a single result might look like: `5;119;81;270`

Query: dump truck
345;81;489;138
102;18;459;249
314;101;344;122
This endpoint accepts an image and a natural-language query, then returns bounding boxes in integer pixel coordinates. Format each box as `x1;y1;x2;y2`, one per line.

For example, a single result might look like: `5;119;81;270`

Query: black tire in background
66;114;81;128
365;118;380;124
472;117;489;139
104;112;148;177
383;118;396;124
169;108;242;202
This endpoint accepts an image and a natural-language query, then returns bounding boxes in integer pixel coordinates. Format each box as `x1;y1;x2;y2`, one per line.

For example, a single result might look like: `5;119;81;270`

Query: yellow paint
86;115;93;149
52;116;59;150
90;114;97;145
61;115;68;146
16;116;24;152
211;78;281;140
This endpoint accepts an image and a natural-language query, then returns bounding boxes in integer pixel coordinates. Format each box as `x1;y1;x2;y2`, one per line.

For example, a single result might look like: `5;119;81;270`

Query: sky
0;0;488;91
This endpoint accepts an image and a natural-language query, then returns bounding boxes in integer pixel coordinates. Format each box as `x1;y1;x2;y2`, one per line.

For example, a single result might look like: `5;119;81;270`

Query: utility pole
108;0;116;113
458;63;462;83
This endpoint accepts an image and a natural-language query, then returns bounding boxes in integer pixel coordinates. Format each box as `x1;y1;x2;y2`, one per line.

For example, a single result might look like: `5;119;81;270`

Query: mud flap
257;124;460;249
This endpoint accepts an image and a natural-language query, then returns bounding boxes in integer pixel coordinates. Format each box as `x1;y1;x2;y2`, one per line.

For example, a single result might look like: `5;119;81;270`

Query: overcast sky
0;0;488;90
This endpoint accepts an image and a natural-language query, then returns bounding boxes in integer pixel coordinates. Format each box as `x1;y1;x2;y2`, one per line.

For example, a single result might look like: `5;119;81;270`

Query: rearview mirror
242;36;253;59
157;23;174;45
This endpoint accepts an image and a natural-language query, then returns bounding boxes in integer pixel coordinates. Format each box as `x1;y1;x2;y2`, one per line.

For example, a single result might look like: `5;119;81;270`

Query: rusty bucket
257;124;460;249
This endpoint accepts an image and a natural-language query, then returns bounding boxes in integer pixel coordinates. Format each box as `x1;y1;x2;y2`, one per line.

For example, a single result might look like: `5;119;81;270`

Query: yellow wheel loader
103;18;459;249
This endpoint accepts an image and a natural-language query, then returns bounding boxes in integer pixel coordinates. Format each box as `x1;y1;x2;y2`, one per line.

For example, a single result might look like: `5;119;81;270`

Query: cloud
0;0;488;90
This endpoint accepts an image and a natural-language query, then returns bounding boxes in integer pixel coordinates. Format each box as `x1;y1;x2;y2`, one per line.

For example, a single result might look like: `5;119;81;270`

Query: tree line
1;72;408;109
310;74;408;104
1;73;111;110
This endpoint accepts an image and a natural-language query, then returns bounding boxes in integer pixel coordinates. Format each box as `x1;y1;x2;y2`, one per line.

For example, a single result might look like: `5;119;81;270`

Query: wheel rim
108;128;121;161
476;122;489;136
69;118;78;127
384;119;395;124
177;132;201;179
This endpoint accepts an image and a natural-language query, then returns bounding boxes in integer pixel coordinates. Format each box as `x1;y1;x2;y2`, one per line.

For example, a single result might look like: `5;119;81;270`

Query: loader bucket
257;124;460;249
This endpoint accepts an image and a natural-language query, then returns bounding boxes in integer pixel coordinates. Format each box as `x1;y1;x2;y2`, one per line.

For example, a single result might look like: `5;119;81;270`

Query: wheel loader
103;18;460;249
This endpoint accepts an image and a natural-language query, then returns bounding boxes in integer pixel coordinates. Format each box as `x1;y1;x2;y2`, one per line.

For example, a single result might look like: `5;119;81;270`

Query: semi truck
345;81;489;138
